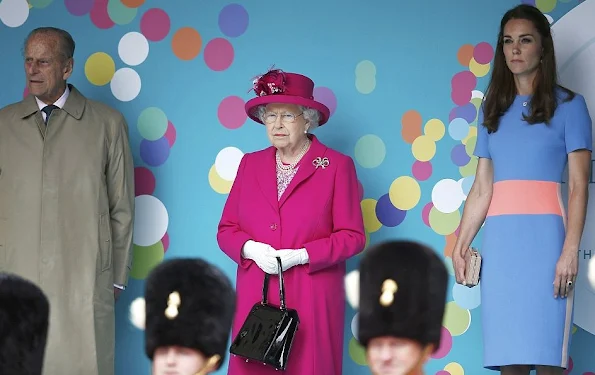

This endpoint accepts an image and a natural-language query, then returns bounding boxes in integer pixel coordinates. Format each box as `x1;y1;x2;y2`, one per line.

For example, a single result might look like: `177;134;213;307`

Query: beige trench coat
0;84;135;375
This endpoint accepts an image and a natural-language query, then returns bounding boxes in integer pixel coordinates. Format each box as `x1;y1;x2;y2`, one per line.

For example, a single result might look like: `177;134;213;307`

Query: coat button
270;223;277;231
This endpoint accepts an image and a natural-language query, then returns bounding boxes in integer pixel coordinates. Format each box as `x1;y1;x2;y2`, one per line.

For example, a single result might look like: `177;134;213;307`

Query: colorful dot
137;107;168;141
361;199;382;233
161;232;169;253
208;164;233;194
121;0;145;7
469;58;491;78
451;144;471;166
453;282;481;310
118;32;149;66
422;202;433;227
462;126;477;145
443;301;471;336
134;167;156;196
429;207;460;235
130;241;164;279
473;42;494;64
90;0;114;29
107;0;137;25
401;110;423;144
355;134;386;168
563;357;573;375
412;161;432;181
449;118;470;141
164;121;177;147
204;38;234;71
355;60;377;94
535;0;557;13
424;118;446;141
375;193;407;227
28;0;52;8
140;137;170;167
110;67;141;102
140;8;171;42
460;176;474;196
389;176;421;211
436;371;451;375
218;3;249;37
465;136;477;156
432;179;465;214
215;147;244;181
444;362;465;375
444;256;455;276
85;52;115;86
350;313;359;340
357;180;364;201
218;96;247;129
348;337;367;365
133;194;169;246
451;87;473;106
451;71;477;92
431;327;453;359
412;135;436;162
457;44;474;66
172;27;202;61
65;0;93;16
459;158;478;177
444;233;457;257
449;103;477;124
313;87;337;117
1;0;29;27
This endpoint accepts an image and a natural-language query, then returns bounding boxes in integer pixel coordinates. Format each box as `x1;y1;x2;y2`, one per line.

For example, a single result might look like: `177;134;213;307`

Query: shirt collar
35;85;70;111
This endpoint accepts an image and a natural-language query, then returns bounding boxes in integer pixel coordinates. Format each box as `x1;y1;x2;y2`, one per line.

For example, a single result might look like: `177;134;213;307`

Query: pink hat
244;68;331;126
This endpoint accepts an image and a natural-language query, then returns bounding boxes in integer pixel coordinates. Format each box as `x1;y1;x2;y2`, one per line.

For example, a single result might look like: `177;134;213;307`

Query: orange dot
443;232;457;257
457;44;474;66
172;27;202;61
121;0;145;7
401;110;422;144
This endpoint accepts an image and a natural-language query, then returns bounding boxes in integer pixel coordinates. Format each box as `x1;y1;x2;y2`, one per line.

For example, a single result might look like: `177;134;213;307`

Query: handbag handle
261;256;286;310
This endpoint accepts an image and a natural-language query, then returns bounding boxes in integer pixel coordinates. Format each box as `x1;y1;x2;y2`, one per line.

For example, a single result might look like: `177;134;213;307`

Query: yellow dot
389;176;421;211
424;118;445;141
208;164;232;194
572;325;577;334
444;362;465;375
459;157;478;177
85;52;116;86
429;207;460;235
348;337;367;365
411;135;436;162
361;199;382;233
469;57;491;78
443;301;471;336
465;136;477;156
462;126;477;145
536;0;557;13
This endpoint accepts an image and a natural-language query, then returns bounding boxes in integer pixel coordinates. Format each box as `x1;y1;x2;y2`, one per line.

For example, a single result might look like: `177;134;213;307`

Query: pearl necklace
276;139;311;171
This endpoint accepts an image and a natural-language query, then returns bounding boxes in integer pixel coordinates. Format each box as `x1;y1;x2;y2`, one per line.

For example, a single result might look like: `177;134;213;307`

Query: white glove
241;240;278;274
274;248;309;272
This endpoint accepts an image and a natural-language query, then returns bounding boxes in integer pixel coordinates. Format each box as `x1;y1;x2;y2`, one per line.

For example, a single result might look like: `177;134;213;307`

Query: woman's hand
553;249;578;298
453;247;468;286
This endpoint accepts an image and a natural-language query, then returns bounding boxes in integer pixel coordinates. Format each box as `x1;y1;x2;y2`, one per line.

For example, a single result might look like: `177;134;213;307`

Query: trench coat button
270;223;277;231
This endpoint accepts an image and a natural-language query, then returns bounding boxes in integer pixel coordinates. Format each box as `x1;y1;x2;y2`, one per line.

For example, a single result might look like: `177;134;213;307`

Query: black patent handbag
229;256;300;370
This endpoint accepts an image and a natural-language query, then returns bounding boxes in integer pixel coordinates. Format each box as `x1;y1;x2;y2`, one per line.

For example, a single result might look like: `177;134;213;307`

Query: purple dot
375;193;407;227
449;103;477;123
218;4;249;38
521;0;535;4
65;0;94;16
451;144;470;166
313;86;337;117
140;137;170;167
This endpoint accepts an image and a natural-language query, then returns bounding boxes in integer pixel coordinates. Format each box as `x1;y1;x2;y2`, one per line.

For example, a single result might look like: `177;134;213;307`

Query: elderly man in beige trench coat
0;27;135;375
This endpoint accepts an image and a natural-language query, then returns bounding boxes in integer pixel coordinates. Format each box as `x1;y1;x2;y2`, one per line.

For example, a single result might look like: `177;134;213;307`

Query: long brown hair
482;4;574;133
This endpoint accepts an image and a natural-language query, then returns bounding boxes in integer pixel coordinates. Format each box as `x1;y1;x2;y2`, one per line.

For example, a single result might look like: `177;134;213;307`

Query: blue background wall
1;0;594;374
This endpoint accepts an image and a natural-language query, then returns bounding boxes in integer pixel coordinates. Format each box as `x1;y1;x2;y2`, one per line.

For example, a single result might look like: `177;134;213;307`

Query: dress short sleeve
473;104;491;159
565;94;593;154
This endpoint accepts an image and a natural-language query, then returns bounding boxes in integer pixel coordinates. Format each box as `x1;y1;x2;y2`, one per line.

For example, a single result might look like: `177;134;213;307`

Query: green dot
29;0;53;8
356;77;376;94
130;242;164;279
348;337;367;366
107;0;138;25
465;136;477;156
429;207;461;235
535;0;557;13
355;134;386;168
137;107;168;141
459;157;478;177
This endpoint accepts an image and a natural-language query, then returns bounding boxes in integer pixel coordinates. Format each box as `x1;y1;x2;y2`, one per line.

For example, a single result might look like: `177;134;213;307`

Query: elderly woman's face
366;337;429;375
263;103;308;150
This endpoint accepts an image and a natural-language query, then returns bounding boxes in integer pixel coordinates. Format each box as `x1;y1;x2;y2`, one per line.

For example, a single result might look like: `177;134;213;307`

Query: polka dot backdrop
1;1;593;374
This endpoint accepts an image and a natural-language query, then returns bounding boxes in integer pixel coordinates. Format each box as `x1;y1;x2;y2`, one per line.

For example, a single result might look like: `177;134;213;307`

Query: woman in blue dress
452;4;592;375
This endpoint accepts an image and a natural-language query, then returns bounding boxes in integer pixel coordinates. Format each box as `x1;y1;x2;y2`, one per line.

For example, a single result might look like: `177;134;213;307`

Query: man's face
152;346;209;375
366;337;429;375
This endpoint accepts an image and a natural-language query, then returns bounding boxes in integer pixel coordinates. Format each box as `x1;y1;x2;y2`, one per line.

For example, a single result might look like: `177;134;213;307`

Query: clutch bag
464;247;482;287
229;256;300;370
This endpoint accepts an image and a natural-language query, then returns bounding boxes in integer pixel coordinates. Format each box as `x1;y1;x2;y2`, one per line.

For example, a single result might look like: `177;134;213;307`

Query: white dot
545;14;554;24
110;68;141;102
471;90;484;100
215;147;244;181
350;313;359;341
118;32;149;66
133;195;169;246
0;0;29;28
431;179;465;214
588;256;595;291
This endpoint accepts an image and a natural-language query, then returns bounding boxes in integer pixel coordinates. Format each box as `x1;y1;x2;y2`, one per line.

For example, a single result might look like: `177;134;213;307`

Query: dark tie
41;105;59;125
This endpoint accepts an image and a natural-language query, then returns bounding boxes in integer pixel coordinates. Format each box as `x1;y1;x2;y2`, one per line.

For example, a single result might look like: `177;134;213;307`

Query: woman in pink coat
217;68;366;375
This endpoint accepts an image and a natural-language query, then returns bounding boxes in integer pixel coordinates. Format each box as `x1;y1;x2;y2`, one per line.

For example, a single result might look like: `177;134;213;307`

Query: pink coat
217;135;366;375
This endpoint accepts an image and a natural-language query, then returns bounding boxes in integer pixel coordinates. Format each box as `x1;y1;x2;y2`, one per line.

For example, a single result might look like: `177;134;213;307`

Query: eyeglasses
263;112;303;124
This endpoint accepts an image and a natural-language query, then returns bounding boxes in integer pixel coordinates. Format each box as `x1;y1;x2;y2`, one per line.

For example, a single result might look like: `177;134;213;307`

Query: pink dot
581;373;595;375
455;225;461;237
563;357;574;374
435;371;451;375
357;180;364;201
164;121;177;147
162;232;169;253
431;326;452;359
451;87;472;106
134;167;155;196
218;96;247;129
204;38;234;71
451;71;477;92
90;0;114;29
412;161;432;181
140;8;171;42
313;86;337;117
23;87;29;98
422;202;433;227
473;42;494;64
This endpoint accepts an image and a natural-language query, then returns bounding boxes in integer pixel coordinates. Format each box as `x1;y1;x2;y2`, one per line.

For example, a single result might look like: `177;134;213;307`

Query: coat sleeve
303;156;366;274
107;113;135;287
217;154;253;269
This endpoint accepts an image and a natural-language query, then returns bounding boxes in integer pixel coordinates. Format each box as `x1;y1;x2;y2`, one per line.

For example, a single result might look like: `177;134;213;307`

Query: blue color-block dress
473;89;593;370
